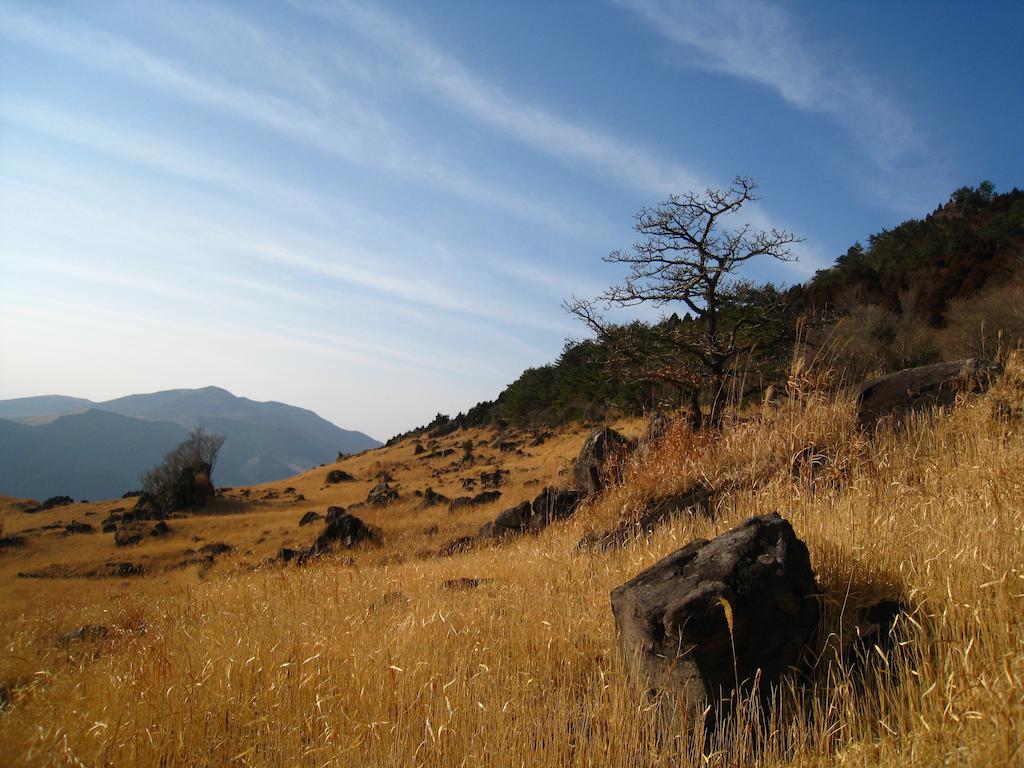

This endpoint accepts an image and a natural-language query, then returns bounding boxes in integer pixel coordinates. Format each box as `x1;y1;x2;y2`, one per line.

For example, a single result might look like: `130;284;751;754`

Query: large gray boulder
572;427;636;496
857;358;1002;427
611;513;819;727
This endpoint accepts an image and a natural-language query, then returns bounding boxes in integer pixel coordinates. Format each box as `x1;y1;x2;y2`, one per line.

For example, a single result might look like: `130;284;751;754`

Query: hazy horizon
2;1;1022;437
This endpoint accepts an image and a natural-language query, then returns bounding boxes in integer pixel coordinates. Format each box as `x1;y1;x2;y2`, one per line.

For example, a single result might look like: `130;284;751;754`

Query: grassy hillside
0;355;1021;766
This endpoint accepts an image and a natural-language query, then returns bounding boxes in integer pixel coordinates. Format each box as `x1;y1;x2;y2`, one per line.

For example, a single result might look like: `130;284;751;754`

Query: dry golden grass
1;363;1022;766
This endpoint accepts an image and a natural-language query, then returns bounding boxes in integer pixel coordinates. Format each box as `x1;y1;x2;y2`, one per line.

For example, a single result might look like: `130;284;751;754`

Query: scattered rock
529;431;552;447
122;490;142;499
280;512;380;565
326;469;355;484
423;448;456;460
114;520;168;547
24;495;74;513
316;512;381;551
449;490;501;511
366;483;399;506
370;591;410;611
110;562;144;577
199;542;232;557
441;577;492;591
429;419;462;438
114;525;145;548
579;484;713;551
529;487;584;528
127;493;166;521
461;477;478;490
0;535;27;550
421;487;450;507
423;524;440;536
857;358;1003;427
101;521;117;534
611;512;820;728
55;624;109;648
298;510;322;526
414;442;425;455
644;411;673;444
845;597;907;667
64;521;95;535
573;428;636;496
483;501;533;539
480;469;509;488
438;535;475;557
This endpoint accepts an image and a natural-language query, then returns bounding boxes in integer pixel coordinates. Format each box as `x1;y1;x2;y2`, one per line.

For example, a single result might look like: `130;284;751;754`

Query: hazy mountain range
0;386;380;501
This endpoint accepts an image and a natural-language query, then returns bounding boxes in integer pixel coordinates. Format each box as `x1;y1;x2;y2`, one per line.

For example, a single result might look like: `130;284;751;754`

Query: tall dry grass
1;359;1022;766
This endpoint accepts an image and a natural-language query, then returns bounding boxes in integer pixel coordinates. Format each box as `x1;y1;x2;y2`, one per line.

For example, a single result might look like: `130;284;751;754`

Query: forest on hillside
399;182;1023;438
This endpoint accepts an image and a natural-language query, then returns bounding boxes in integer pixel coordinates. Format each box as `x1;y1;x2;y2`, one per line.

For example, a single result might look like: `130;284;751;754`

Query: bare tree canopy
141;427;226;512
565;176;802;427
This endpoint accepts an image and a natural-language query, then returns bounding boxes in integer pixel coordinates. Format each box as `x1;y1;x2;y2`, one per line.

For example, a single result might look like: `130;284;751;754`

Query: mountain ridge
0;386;381;500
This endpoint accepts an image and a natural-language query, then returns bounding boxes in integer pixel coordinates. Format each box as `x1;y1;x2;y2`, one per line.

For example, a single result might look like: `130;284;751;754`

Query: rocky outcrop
298;510;321;526
611;513;819;727
857;358;1003;427
573;428;635;496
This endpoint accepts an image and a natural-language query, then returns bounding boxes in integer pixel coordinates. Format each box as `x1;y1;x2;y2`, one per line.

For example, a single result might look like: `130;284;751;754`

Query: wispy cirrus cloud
296;0;703;197
616;0;948;210
0;2;578;233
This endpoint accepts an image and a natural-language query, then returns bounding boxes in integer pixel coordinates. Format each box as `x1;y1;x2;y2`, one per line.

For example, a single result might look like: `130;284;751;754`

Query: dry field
1;361;1022;766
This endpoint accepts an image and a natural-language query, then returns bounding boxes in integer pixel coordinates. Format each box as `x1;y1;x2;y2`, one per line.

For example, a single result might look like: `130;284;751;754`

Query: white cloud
617;0;948;210
297;0;703;196
0;2;579;233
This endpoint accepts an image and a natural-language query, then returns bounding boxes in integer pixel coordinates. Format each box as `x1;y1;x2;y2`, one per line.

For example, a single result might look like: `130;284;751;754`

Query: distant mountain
0;409;189;501
0;395;94;419
0;387;380;500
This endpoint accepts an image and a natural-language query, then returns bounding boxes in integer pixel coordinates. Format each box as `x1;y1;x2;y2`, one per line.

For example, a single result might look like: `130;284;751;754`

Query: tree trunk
707;366;727;430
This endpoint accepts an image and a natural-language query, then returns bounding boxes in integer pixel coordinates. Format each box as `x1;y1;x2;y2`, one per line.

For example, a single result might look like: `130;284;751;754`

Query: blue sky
1;1;1021;439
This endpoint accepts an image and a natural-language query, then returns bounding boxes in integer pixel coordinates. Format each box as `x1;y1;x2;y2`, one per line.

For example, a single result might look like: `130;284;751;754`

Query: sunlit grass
1;360;1022;766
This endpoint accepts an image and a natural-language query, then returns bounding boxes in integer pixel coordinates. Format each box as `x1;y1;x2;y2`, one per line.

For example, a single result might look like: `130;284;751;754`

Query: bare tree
141;427;226;512
565;176;802;428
